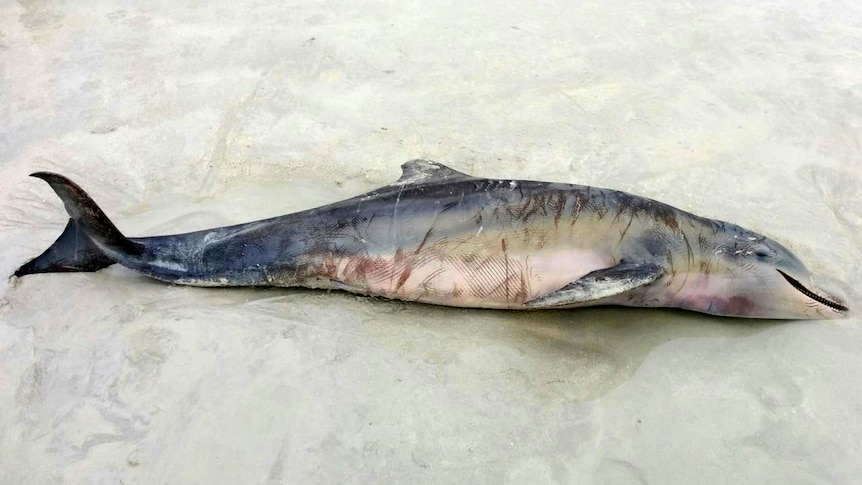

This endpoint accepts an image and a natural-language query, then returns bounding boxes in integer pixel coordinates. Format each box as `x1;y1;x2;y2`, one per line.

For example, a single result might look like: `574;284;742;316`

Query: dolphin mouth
777;270;848;312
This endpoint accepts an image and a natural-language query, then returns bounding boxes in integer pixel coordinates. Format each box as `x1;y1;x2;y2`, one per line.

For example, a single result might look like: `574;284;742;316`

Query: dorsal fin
394;159;472;186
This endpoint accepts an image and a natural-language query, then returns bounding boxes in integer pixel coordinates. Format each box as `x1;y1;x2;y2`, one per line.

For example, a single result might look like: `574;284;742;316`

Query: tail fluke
14;219;117;276
14;172;143;277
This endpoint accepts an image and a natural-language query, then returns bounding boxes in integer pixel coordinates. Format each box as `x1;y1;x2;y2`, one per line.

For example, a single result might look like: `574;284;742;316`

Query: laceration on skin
296;178;722;310
292;179;630;309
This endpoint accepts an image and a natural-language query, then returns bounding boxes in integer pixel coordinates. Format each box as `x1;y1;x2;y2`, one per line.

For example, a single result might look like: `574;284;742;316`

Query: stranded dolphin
14;160;849;319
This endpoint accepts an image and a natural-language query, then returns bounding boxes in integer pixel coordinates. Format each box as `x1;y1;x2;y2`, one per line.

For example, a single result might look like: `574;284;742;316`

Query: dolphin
13;159;849;319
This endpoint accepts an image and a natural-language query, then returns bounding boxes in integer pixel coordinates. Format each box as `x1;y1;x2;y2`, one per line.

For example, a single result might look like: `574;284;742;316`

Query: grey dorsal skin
14;160;849;319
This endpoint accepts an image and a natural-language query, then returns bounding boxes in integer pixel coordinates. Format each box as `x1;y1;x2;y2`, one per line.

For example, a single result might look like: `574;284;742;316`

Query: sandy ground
1;1;861;483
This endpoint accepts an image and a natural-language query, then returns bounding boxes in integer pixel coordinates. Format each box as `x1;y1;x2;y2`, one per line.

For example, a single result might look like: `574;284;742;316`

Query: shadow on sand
191;283;786;402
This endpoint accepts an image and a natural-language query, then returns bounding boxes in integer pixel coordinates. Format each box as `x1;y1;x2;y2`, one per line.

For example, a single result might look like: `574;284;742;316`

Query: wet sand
1;1;860;483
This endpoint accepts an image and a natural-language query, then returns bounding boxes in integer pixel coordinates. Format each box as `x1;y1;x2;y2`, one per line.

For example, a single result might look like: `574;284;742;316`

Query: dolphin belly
310;244;611;309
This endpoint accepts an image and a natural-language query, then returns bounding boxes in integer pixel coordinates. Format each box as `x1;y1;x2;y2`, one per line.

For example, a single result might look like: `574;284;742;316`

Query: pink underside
320;244;612;309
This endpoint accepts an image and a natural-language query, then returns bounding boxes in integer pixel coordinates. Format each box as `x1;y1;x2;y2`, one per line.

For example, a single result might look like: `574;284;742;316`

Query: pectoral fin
526;261;665;309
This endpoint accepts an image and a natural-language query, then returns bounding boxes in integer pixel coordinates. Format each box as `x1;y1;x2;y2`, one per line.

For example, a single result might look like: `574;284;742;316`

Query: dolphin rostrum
14;160;849;319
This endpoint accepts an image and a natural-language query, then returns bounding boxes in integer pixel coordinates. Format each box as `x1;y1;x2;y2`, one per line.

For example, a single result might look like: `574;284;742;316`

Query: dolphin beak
777;270;849;315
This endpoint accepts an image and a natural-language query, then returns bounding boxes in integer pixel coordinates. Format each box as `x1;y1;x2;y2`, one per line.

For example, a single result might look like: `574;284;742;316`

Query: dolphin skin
14;160;848;319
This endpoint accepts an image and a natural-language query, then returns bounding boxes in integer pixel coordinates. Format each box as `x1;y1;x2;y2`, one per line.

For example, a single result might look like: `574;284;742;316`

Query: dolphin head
696;224;849;319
